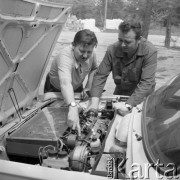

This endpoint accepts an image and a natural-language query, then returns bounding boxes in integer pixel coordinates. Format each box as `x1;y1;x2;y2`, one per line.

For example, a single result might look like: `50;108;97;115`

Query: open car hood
0;0;71;125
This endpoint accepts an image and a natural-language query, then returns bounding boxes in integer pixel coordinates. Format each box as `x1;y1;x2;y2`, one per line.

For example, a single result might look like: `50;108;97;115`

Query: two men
45;18;157;144
44;29;98;136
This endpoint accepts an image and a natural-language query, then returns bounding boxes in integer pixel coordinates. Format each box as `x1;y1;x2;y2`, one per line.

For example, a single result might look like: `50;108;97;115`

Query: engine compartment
41;105;114;172
4;99;116;174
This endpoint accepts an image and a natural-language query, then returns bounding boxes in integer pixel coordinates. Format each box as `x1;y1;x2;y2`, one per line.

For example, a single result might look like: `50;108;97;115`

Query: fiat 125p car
0;0;180;180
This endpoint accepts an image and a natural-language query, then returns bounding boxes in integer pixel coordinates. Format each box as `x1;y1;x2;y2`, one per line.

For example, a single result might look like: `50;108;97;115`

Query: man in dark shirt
88;19;157;155
89;19;157;115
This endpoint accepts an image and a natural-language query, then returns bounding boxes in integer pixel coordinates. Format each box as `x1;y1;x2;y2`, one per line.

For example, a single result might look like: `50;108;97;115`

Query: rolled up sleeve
90;49;112;97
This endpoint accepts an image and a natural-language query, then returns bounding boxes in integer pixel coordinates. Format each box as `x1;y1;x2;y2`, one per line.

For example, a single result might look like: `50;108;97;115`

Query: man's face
73;44;94;63
118;29;139;55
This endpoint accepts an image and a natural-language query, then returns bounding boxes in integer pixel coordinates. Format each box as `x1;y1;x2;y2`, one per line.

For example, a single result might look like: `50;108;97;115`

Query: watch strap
68;102;77;107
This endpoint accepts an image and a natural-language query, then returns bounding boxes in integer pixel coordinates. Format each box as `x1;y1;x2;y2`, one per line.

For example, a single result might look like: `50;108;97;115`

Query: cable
43;145;56;152
62;143;69;153
59;129;73;138
38;147;44;165
76;102;85;109
38;145;57;165
103;151;124;155
57;138;64;151
77;139;90;144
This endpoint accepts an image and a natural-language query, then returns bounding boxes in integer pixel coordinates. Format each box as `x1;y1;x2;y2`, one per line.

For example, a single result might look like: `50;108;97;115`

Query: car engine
39;100;115;172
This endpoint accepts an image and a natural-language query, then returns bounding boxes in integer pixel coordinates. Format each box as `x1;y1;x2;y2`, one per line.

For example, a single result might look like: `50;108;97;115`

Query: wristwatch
68;102;77;107
125;103;133;111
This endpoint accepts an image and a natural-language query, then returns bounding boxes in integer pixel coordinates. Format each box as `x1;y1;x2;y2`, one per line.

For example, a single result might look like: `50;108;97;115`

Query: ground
48;31;180;96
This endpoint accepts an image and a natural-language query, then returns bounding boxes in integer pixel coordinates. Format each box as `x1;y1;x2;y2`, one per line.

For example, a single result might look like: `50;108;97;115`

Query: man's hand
80;88;90;100
67;106;81;136
87;97;99;111
113;102;132;116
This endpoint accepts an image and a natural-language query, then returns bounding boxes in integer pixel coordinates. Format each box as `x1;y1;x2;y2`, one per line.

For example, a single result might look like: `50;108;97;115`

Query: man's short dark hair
72;29;98;47
118;19;142;40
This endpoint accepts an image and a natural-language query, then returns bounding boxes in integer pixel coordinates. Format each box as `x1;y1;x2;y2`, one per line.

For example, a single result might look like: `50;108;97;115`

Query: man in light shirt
44;29;98;136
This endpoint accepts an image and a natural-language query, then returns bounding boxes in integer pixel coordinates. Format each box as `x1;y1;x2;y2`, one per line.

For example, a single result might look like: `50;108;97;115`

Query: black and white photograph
0;0;180;179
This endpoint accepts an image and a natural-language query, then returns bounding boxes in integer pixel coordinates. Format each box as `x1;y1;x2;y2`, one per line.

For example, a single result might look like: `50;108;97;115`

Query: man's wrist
68;101;77;107
89;97;100;109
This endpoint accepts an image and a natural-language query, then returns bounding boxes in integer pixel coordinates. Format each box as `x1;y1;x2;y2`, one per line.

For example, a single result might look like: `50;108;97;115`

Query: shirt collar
136;37;146;56
74;59;79;69
71;46;90;69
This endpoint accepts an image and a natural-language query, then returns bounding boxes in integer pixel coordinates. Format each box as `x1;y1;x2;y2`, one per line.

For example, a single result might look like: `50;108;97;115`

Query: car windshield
142;74;180;173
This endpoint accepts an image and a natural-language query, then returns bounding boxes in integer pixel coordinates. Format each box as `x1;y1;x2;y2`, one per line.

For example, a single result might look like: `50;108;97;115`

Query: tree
153;0;180;48
141;0;153;39
71;0;96;19
123;0;153;38
49;0;126;28
94;0;125;27
164;5;173;48
163;0;180;48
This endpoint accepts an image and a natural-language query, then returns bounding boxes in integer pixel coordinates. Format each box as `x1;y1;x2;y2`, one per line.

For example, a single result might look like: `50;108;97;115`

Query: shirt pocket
128;68;141;82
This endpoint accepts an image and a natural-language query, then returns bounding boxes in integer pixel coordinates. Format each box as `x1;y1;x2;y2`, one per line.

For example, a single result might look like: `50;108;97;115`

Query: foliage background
46;0;180;47
47;0;180;28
